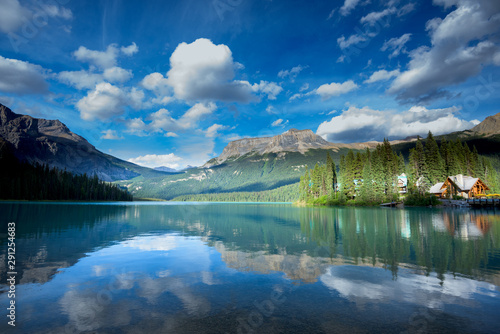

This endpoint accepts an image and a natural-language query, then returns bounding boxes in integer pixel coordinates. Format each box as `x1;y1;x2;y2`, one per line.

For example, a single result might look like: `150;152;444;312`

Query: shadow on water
0;203;133;285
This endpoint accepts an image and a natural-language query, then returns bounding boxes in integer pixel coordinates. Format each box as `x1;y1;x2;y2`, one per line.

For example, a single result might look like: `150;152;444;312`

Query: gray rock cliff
0;104;140;181
471;112;500;136
204;128;392;167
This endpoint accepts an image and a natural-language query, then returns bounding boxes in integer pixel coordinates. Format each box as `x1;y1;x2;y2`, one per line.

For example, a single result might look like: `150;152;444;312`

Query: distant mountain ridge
154;166;178;173
205;129;330;166
204;128;409;167
470;112;500;136
0;104;163;182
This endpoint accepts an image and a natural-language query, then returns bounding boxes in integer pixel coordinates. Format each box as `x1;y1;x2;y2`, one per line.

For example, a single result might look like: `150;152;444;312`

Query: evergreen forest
298;132;500;205
0;157;133;201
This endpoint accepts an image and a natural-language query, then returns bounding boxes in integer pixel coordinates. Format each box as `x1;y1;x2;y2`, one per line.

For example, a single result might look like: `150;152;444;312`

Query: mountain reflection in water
0;203;499;333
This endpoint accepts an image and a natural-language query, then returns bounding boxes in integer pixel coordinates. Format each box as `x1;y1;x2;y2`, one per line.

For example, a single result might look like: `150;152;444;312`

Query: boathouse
429;174;489;199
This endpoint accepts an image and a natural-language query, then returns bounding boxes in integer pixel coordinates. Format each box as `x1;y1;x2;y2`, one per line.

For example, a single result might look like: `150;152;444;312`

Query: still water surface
0;202;499;333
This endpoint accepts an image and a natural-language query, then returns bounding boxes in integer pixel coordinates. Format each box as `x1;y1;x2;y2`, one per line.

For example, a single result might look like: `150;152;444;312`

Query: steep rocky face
471;112;500;135
0;104;95;151
266;128;332;152
0;104;140;181
205;128;390;167
209;129;333;165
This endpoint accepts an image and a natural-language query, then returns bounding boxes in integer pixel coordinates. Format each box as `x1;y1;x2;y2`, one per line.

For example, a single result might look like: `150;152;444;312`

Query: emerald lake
1;202;499;333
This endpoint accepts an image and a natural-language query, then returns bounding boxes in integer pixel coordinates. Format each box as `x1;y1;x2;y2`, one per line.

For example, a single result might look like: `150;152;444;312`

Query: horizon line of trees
173;183;299;202
298;132;500;205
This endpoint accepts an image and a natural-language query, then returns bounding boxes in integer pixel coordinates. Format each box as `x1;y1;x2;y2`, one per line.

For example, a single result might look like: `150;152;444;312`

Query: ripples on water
0;202;499;333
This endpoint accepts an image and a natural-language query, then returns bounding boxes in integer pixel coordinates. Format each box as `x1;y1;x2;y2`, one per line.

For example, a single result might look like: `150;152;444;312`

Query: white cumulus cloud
141;72;170;93
0;0;30;33
100;130;124;140
166;38;253;102
125;118;149;136
316;105;478;143
103;67;133;83
73;43;138;70
121;42;139;56
364;69;400;84
140;72;173;105
389;0;500;102
58;70;103;90
315;80;359;100
76;83;128;121
252;81;283;100
126;102;216;135
205;124;228;138
0;56;48;94
165;38;279;103
58;67;132;90
74;45;120;69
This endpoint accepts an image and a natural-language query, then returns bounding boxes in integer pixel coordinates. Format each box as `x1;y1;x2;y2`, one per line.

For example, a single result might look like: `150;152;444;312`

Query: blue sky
1;0;500;169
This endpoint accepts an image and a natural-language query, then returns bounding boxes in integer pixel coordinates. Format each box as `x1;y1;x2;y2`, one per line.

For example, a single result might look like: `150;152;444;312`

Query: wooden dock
380;202;401;207
467;198;500;207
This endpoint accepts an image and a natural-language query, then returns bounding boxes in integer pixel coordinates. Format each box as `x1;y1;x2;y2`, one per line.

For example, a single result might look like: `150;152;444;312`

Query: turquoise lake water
0;202;499;333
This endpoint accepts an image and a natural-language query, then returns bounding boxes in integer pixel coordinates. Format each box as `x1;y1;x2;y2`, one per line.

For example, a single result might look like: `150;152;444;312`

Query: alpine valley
1;103;500;201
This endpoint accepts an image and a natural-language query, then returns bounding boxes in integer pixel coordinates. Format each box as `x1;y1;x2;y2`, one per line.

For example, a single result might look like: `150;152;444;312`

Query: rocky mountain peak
0;104;22;128
471;112;500;136
0;103;142;181
0;103;92;150
205;129;334;166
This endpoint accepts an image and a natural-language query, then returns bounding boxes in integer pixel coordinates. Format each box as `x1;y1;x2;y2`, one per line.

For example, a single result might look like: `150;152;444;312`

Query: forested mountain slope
118;149;352;200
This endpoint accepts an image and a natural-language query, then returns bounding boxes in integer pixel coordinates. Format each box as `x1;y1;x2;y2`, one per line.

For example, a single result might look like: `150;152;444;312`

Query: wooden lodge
429;174;489;199
398;173;408;194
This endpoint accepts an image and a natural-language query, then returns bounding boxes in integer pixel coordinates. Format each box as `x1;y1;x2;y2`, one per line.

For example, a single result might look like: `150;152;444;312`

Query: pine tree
398;152;405;174
483;158;500;193
452;139;467;174
344;150;356;199
371;146;385;201
472;146;482;178
326;152;337;199
424;131;445;184
311;163;321;198
408;138;427;194
359;148;374;202
299;168;308;201
463;143;474;175
320;165;328;196
440;138;451;175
